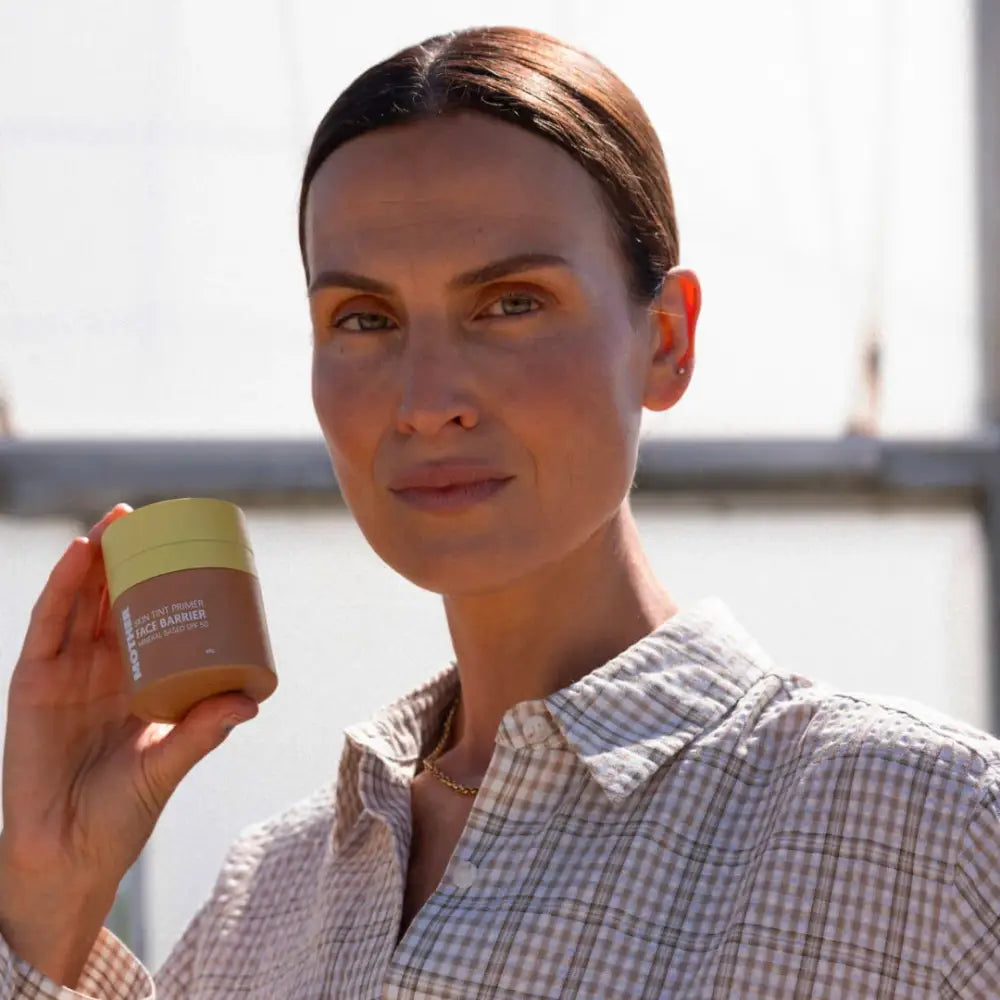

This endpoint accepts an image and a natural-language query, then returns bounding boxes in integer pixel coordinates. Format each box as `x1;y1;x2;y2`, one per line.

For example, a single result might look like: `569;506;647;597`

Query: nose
394;342;480;437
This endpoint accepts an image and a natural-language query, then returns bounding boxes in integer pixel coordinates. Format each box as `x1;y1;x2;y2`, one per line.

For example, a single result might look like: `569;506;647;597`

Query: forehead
302;112;622;275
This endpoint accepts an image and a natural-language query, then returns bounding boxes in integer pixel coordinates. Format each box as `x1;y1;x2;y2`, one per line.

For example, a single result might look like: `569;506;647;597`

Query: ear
642;268;701;412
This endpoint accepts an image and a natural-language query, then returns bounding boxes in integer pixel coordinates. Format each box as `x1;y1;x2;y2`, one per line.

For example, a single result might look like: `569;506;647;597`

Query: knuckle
137;756;170;817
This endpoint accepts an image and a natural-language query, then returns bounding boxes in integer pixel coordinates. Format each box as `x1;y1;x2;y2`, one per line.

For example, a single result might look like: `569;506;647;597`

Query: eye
480;292;544;319
325;290;545;334
330;311;397;333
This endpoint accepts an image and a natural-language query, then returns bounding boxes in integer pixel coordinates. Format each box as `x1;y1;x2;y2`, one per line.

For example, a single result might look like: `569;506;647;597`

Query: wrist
0;860;115;987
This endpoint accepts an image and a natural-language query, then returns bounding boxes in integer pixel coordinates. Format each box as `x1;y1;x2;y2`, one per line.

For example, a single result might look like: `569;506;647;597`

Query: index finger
19;504;132;663
88;502;133;543
19;534;95;663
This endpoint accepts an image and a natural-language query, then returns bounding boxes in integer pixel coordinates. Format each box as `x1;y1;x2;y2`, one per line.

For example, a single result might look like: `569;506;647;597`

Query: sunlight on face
304;111;664;596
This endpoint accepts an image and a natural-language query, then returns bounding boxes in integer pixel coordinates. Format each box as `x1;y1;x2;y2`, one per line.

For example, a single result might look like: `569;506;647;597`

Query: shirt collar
535;596;775;802
333;664;459;852
332;596;775;850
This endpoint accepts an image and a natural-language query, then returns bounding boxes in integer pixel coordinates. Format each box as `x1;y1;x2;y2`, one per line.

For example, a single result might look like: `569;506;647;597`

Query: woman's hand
0;503;259;986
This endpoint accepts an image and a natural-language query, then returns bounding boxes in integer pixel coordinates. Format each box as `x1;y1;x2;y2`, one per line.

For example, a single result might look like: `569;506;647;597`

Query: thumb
142;693;259;801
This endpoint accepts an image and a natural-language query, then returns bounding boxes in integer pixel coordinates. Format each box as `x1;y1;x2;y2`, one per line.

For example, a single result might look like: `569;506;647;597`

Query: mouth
389;476;514;513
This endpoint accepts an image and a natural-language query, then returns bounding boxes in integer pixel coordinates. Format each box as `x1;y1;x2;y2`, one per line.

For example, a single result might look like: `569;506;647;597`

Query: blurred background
1;0;997;972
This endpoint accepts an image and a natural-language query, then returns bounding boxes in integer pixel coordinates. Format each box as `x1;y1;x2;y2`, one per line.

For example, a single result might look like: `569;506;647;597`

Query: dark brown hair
297;25;679;304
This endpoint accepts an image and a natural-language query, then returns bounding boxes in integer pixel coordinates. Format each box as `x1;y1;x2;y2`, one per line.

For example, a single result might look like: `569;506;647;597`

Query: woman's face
304;110;694;595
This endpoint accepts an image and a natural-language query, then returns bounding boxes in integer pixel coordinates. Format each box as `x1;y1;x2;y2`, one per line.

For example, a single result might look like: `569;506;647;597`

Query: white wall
0;0;978;441
0;517;85;699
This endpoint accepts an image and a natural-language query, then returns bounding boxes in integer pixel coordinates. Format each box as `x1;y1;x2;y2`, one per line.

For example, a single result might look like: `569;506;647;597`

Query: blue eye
482;293;543;318
328;291;543;333
332;312;396;332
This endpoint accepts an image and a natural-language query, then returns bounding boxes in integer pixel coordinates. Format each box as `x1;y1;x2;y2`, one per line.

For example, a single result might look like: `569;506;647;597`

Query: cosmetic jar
100;497;278;723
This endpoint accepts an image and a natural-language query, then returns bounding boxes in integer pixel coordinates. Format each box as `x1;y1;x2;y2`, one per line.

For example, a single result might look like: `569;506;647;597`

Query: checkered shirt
5;595;1000;998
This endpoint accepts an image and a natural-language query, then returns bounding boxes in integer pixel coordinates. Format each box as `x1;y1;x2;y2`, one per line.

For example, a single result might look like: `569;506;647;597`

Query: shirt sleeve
0;926;152;1000
939;781;1000;997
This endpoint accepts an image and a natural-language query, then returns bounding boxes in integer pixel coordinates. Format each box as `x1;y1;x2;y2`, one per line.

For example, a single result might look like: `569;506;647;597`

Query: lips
388;463;511;491
387;462;513;513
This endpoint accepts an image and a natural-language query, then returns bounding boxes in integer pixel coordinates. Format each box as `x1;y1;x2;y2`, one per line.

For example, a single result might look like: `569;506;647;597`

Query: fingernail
91;504;131;539
221;712;254;736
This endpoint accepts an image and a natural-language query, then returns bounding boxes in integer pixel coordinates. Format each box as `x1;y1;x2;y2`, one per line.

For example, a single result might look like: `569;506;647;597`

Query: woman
2;23;999;999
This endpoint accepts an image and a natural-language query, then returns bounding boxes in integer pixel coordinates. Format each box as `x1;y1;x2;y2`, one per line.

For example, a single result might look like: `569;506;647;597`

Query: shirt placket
349;749;421;998
380;708;553;1000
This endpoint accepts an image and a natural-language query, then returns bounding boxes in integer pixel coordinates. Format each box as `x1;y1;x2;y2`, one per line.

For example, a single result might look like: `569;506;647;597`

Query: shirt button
524;716;548;742
451;860;478;889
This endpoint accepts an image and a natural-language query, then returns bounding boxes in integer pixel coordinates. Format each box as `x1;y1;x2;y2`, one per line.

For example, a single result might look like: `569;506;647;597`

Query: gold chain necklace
421;697;480;797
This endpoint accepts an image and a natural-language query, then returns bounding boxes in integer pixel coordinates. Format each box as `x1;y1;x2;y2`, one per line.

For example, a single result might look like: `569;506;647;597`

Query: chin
372;533;544;597
392;551;530;597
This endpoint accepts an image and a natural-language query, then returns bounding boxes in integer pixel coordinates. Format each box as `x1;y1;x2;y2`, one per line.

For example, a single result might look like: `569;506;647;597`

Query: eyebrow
307;252;572;297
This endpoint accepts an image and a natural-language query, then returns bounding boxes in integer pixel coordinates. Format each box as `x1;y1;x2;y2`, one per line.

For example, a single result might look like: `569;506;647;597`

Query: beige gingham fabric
5;595;1000;998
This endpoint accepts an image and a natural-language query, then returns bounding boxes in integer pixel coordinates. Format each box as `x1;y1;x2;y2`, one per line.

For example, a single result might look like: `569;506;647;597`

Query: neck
437;503;678;784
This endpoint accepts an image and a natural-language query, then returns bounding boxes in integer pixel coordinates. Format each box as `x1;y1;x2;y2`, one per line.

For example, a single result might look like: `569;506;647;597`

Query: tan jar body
101;498;278;723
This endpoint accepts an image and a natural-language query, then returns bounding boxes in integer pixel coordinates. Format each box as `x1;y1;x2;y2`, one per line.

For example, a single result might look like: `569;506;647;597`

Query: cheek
311;351;386;481
502;335;642;490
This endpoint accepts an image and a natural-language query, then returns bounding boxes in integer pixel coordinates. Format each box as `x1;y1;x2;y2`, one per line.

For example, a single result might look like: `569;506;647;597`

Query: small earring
676;364;688;376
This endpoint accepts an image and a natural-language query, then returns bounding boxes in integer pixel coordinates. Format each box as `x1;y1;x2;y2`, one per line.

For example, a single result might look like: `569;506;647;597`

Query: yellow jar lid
100;498;258;604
